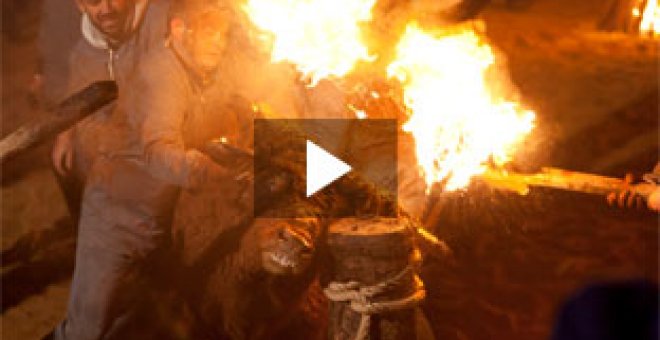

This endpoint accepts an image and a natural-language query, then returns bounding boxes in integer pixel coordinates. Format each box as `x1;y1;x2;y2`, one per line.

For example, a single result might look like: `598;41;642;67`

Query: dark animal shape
169;178;328;340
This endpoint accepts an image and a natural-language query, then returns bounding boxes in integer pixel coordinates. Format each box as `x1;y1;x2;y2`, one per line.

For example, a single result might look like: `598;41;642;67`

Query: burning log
479;167;656;200
323;218;429;340
0;81;117;163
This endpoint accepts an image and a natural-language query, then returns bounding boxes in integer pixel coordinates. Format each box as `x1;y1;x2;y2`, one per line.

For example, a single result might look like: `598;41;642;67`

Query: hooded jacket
66;0;171;178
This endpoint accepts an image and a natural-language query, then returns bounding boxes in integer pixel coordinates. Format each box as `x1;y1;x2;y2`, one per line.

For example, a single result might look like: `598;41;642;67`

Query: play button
253;118;397;218
306;140;352;197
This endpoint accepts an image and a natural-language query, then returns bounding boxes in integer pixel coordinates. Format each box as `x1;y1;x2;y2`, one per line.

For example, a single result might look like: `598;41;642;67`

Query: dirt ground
1;0;658;339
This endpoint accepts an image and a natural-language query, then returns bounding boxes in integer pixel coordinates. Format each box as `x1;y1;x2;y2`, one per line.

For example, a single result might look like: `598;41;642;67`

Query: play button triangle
306;140;352;197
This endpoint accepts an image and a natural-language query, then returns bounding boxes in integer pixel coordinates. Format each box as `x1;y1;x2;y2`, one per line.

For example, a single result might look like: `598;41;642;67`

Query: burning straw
387;22;536;192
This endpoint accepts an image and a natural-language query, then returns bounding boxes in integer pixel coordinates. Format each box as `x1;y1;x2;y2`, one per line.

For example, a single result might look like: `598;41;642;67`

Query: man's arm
51;38;98;177
130;54;225;189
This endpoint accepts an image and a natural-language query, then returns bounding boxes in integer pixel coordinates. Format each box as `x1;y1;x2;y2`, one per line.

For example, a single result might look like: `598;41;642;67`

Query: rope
323;265;426;340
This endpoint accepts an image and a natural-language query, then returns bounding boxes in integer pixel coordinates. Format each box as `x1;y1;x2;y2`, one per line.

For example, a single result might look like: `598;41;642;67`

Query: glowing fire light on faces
638;0;660;35
387;23;535;191
242;0;376;85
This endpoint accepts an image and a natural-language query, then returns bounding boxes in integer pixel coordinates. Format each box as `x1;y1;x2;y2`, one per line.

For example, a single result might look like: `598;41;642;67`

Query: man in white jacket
51;0;171;221
45;1;173;339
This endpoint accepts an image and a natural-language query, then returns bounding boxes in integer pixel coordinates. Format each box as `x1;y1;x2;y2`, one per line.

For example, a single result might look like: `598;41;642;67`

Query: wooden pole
0;81;117;163
324;218;425;340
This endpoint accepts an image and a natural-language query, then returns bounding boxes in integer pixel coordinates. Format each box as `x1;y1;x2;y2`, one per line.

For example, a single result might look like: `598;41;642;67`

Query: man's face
77;0;132;40
187;12;231;74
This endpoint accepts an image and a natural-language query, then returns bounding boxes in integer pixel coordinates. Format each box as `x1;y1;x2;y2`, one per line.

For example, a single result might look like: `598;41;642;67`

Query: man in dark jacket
51;0;171;220
49;2;242;339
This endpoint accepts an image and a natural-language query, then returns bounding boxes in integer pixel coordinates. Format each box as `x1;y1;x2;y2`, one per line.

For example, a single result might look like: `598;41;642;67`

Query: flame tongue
387;23;535;192
639;0;660;35
243;0;376;85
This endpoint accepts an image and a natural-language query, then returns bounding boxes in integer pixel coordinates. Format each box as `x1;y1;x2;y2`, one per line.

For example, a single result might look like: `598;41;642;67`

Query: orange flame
387;23;535;191
242;0;376;85
639;0;660;35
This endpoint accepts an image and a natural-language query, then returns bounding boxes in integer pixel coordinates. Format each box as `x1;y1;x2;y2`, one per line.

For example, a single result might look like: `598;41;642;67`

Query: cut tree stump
324;218;427;340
